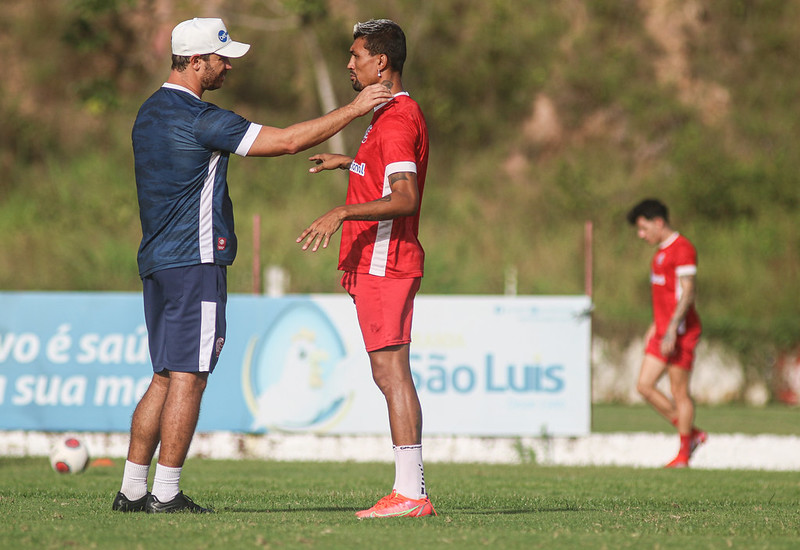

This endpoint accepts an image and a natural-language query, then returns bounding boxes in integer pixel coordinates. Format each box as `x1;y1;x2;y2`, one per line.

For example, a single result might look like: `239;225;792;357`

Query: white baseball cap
171;18;250;58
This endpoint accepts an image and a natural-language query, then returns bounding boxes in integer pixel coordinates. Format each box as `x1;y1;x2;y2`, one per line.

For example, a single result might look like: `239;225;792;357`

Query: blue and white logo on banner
241;302;354;432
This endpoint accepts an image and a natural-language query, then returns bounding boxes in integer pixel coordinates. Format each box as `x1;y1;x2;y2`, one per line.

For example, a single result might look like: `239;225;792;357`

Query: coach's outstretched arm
247;84;391;157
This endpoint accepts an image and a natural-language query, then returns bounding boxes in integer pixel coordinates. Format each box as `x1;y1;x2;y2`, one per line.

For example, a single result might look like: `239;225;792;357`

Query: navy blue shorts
142;264;227;374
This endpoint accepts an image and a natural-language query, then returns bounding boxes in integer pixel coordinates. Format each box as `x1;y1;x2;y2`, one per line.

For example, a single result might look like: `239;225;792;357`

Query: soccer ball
50;436;90;474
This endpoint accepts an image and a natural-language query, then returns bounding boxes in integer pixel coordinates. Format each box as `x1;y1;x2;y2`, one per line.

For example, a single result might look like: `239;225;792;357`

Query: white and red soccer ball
50;436;90;474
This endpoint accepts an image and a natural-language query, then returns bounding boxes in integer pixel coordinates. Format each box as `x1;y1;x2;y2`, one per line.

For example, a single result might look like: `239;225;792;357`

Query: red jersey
338;93;428;278
650;232;701;336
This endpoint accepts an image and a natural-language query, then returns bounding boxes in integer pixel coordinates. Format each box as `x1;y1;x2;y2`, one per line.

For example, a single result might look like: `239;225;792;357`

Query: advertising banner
0;292;591;436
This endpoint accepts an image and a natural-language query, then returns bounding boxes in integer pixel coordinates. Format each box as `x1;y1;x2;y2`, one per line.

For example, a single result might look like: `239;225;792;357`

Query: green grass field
2;404;799;549
592;403;800;436
1;456;799;549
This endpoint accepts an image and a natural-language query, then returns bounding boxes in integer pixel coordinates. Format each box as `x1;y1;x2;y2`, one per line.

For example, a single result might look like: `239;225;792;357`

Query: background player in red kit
297;19;435;518
627;199;707;468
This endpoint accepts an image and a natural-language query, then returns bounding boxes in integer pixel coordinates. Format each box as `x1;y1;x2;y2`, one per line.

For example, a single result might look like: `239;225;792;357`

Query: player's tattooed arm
661;274;696;356
668;275;696;331
348;171;418;220
344;194;395;221
297;171;418;251
389;172;410;187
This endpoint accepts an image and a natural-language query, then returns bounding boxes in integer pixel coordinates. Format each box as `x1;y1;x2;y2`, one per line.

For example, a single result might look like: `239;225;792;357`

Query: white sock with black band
120;460;150;501
151;463;182;503
392;444;426;500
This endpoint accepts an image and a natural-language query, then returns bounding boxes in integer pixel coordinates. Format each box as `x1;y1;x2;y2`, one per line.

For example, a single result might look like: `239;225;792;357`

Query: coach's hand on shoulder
349;83;393;116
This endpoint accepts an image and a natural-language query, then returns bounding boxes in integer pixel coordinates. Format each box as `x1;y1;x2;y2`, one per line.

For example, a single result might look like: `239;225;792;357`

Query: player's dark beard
350;71;364;92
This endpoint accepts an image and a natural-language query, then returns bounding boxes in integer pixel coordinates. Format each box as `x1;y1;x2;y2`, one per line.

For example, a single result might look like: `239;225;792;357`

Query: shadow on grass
218;506;356;513
219;506;581;515
444;507;587;515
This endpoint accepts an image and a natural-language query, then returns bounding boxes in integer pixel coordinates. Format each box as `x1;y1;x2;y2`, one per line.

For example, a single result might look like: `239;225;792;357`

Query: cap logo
218;30;229;43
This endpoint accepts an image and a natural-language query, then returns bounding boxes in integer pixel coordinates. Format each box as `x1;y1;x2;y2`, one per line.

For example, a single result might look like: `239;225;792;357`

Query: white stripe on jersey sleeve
235;123;263;156
368;161;418;277
199;152;220;263
676;265;697;277
386;161;417;176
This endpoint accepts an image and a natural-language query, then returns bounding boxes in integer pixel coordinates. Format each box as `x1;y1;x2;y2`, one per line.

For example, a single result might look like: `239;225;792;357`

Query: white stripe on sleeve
386;161;417;176
235;123;262;156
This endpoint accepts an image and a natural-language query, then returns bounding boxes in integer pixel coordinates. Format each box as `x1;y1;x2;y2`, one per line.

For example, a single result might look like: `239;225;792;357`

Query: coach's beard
202;64;226;91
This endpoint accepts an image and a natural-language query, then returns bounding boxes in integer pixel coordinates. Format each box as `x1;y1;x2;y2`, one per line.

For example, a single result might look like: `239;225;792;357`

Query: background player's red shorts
645;329;701;370
341;272;421;352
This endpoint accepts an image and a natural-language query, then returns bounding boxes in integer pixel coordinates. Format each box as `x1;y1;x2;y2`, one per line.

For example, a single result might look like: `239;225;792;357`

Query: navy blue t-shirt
132;83;261;277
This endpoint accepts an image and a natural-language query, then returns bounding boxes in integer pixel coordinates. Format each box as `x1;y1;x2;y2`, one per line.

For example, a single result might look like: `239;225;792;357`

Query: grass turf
592;403;800;436
1;457;799;549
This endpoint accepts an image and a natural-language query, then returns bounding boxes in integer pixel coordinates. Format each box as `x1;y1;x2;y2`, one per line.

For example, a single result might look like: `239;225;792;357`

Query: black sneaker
145;491;212;514
112;491;150;512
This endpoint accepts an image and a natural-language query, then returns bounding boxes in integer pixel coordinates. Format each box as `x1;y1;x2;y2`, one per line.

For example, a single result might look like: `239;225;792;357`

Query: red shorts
645;329;701;370
341;272;420;352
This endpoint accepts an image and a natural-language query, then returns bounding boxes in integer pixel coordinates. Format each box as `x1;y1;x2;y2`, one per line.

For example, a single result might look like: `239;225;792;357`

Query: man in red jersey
298;19;435;518
627;199;707;468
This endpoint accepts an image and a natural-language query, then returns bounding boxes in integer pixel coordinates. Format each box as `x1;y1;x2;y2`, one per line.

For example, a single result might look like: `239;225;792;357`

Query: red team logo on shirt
217;237;227;251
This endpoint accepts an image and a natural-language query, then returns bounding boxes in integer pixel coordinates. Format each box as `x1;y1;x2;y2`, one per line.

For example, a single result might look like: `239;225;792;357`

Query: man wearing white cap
111;17;392;514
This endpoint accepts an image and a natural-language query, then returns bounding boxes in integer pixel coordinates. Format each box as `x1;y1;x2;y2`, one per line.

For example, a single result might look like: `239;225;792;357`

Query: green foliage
412;1;567;146
280;0;327;21
1;0;799;379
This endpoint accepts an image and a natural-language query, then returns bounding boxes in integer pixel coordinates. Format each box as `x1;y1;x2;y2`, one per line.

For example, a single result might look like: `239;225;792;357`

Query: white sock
151;463;182;503
120;460;150;501
392;444;426;499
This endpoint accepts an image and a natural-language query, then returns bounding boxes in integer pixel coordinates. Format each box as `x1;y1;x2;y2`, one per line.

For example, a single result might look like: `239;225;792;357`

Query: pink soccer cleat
355;490;437;519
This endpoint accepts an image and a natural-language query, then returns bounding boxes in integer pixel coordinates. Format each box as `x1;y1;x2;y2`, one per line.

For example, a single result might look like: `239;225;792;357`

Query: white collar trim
660;232;680;249
375;91;410;112
162;82;201;100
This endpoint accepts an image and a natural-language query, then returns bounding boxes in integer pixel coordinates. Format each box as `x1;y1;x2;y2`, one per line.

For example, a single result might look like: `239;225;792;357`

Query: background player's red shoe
690;428;708;455
664;455;689;468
